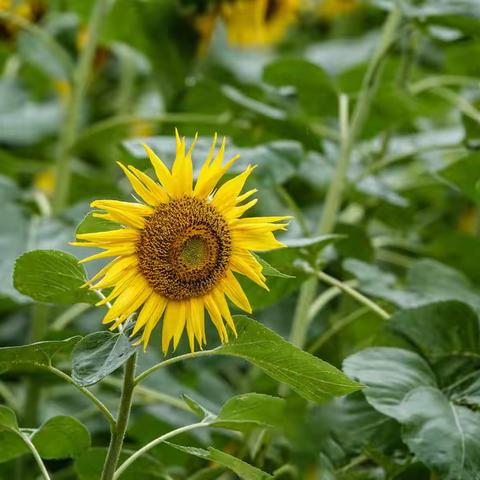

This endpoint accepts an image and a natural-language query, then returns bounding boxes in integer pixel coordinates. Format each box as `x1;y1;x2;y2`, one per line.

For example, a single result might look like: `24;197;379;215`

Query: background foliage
1;0;480;478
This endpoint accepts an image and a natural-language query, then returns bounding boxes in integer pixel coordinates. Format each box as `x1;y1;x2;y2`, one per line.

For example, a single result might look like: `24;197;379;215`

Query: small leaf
252;253;294;279
343;347;437;419
212;393;286;432
167;443;273;480
182;394;213;419
401;386;480;479
76;212;118;235
217;316;361;402
72;331;138;386
0;337;81;374
13;250;98;305
32;416;91;459
0;407;28;463
0;406;18;432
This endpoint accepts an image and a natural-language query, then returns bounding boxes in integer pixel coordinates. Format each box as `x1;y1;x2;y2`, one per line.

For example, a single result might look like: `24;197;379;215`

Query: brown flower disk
137;196;232;300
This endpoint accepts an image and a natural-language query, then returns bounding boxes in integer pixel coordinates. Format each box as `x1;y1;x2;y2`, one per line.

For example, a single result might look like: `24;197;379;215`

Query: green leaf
72;331;138;386
182;394;214;419
401;386;480;479
0;337;80;374
212;393;286;432
32;416;91;459
263;58;337;117
252;253;294;279
76;212;118;235
343;347;437;419
0;432;29;463
13;250;98;305
167;444;273;480
388;301;480;361
217;316;361;402
0;407;28;463
439;152;480;203
0;406;18;432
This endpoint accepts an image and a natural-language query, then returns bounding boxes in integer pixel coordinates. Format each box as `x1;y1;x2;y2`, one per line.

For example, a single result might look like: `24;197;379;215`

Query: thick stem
287;5;402;350
52;0;111;213
101;353;137;480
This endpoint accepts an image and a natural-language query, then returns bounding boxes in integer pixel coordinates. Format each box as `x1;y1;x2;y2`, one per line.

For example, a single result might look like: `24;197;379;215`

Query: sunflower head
221;0;300;47
73;131;289;353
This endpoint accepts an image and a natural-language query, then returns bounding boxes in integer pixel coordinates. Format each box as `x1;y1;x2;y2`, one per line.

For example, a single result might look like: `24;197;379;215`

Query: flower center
136;197;232;301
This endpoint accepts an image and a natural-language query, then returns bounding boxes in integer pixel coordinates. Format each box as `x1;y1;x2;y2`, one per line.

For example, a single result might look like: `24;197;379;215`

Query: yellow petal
212;165;255;213
143;144;174;194
204;295;228;343
127;165;169;204
162;301;187;353
117;162;159;206
221;270;252;313
232;230;285;251
79;244;137;264
76;229;139;245
212;288;237;336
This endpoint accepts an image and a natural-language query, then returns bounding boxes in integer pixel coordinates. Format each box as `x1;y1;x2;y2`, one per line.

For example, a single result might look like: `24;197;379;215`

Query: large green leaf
388;301;480;361
345;258;480;313
212;393;286;432
217;316;361;402
343;347;437;419
13;250;98;305
167;444;272;480
72;331;138;386
401;386;480;479
32;416;91;459
0;337;80;374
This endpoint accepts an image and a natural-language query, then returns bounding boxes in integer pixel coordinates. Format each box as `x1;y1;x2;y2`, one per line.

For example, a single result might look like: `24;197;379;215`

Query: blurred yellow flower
33;168;56;197
52;79;71;104
0;0;44;35
73;131;288;352
192;6;220;55
221;0;299;47
318;0;359;20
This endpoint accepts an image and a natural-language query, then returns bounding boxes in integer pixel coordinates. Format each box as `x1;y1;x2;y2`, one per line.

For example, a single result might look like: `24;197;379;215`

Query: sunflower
220;0;299;47
73;132;288;353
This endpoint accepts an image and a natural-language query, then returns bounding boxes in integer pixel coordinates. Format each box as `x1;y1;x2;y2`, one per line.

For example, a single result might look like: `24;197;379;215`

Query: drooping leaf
0;337;81;374
401;386;480;479
212;393;286;432
167;444;273;480
32;416;91;459
217;316;361;402
388;301;480;361
13;250;98;305
343;347;437;419
182;394;214;420
72;331;138;386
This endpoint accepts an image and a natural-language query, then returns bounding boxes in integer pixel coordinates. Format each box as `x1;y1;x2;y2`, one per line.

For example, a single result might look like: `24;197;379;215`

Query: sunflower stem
101;353;137;480
52;0;111;214
287;4;402;350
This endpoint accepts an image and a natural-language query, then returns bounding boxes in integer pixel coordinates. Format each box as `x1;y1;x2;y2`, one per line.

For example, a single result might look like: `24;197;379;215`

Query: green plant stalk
52;0;111;213
113;422;208;479
288;5;402;349
20;432;52;480
101;353;137;480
